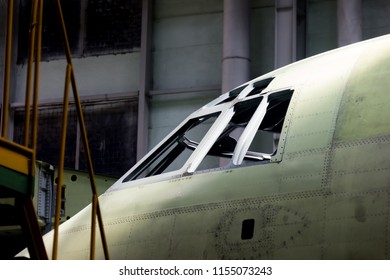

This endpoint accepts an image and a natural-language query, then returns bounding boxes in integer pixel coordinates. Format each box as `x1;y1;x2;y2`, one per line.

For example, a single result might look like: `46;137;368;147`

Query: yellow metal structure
0;0;47;260
0;139;31;176
1;0;109;259
50;0;110;260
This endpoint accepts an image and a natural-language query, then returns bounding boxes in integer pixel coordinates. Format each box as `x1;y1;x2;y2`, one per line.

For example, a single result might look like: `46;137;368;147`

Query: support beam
337;0;362;47
222;0;250;93
16;196;48;260
137;0;152;161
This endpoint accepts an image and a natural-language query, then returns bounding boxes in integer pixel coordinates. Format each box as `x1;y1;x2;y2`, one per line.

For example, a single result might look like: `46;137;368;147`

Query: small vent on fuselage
241;219;255;240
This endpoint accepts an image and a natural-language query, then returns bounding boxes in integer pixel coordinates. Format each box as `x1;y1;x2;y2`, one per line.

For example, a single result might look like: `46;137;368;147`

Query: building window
17;0;81;63
13;99;138;178
17;0;142;64
85;0;142;55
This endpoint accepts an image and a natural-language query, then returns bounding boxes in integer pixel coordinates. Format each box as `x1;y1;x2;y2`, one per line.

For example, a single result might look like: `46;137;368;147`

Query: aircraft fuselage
18;35;390;260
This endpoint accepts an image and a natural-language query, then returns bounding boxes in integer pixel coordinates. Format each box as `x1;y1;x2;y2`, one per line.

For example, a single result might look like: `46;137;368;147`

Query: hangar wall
1;0;390;180
150;0;223;148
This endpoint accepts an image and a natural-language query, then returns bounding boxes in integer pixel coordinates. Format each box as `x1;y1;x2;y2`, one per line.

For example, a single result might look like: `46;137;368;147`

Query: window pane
245;89;293;162
195;89;294;171
13;99;138;178
124;112;220;182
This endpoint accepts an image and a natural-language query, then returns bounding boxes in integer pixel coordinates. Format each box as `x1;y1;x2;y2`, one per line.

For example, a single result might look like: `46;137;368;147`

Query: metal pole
52;64;71;260
24;0;39;147
90;194;98;260
30;0;44;175
1;0;14;138
52;0;110;260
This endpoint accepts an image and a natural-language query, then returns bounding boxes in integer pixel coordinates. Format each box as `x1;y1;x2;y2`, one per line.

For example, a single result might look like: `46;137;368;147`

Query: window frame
121;105;234;183
118;78;295;186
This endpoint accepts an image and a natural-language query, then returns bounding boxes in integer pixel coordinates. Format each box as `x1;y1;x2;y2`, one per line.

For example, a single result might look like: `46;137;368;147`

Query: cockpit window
123;112;220;182
122;78;293;183
196;89;293;171
247;77;275;97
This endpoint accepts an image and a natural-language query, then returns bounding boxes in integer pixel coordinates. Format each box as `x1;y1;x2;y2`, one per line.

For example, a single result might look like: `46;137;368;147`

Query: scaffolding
0;0;109;259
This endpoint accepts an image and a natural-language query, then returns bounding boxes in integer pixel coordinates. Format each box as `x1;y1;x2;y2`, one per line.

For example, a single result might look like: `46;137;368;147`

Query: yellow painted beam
0;138;32;176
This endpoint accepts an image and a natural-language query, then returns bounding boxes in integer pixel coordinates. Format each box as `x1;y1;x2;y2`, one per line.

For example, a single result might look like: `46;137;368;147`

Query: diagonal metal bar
1;0;14;138
30;0;44;175
16;196;49;260
52;63;71;260
23;0;40;147
52;0;110;260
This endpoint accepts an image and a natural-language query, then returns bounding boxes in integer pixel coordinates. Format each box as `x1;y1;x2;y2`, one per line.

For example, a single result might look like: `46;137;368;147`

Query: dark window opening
247;77;274;97
198;89;293;170
17;0;142;63
13;100;138;178
209;96;263;158
17;0;81;63
260;90;293;133
121;87;293;182
229;85;247;98
216;85;248;106
196;96;264;171
241;219;255;240
123;112;220;182
85;0;142;55
246;89;293;160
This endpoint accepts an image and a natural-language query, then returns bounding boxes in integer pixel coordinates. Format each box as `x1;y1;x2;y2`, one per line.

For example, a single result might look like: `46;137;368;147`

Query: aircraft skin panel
327;140;390;193
21;173;390;259
270;195;327;259
16;35;390;259
335;38;390;142
279;152;325;193
326;193;387;256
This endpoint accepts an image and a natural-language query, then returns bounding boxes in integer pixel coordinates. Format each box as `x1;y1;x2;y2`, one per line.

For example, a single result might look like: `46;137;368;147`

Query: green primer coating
0;165;33;197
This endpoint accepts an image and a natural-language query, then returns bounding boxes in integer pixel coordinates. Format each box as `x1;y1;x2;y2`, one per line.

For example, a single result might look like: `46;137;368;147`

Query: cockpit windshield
123;112;220;182
123;77;293;183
